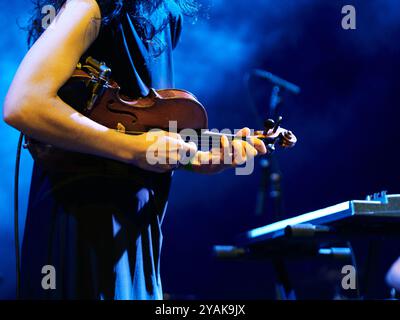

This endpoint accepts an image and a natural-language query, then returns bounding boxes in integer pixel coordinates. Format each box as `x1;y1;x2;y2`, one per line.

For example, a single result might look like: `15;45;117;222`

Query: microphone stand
251;69;300;222
255;84;293;300
246;69;300;299
255;85;284;222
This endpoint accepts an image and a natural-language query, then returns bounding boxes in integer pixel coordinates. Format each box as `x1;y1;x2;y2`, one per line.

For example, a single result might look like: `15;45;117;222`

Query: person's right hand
125;131;198;173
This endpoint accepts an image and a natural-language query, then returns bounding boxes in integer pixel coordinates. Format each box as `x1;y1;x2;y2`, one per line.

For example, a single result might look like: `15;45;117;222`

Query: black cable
14;132;24;299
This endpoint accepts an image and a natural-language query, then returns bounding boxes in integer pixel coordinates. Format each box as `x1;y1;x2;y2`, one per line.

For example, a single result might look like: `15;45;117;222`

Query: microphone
252;69;301;95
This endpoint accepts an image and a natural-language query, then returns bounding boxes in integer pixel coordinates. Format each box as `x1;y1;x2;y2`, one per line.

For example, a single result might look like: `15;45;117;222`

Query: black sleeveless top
86;8;182;97
21;7;183;300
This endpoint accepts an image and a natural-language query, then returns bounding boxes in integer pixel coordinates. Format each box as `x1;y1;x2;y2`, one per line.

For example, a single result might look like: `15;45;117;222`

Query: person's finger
184;141;198;155
163;136;180;152
165;136;188;151
232;140;246;165
251;137;267;155
197;151;211;165
221;135;229;149
177;142;197;168
159;137;179;167
236;127;251;137
243;141;258;157
236;128;265;156
236;139;256;157
178;141;198;164
219;135;232;166
187;141;198;159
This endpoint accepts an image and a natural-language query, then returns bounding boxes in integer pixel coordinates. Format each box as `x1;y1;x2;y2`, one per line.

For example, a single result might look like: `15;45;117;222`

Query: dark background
1;0;400;299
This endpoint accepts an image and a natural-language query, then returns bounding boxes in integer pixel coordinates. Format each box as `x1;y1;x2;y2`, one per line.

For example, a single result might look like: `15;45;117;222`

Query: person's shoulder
64;0;101;19
61;0;102;41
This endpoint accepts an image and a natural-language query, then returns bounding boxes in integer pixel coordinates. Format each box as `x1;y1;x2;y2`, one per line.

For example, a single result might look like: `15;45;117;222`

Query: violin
27;57;297;170
66;57;297;152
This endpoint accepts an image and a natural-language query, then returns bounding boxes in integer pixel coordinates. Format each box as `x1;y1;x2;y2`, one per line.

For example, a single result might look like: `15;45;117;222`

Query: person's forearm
387;258;400;291
4;93;135;163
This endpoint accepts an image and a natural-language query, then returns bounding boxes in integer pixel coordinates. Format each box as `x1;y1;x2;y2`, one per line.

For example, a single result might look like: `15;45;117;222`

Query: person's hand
386;257;400;291
125;131;197;173
187;127;267;174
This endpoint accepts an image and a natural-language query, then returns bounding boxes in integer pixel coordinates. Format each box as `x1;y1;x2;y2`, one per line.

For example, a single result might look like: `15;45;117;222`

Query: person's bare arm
3;0;195;172
387;257;400;291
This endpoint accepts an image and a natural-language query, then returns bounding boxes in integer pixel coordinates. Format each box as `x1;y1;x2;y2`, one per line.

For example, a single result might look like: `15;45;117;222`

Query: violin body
68;69;209;134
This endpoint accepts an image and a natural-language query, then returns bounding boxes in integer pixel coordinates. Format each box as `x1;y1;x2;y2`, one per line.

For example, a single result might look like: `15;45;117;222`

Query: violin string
111;129;270;140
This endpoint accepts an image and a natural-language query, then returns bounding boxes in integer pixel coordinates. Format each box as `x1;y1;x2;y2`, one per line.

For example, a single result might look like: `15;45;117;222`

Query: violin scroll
255;117;297;152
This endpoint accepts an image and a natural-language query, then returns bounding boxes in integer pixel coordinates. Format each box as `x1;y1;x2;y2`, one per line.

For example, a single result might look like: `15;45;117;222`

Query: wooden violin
62;57;297;152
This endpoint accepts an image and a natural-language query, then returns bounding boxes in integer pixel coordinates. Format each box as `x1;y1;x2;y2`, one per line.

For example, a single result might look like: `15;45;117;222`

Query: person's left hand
185;127;267;174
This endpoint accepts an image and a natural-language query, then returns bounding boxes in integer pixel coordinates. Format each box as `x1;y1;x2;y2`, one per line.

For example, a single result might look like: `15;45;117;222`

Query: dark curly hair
27;0;199;46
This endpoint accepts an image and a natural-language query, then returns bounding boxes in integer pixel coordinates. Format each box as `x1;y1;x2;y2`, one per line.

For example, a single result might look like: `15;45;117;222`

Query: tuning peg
264;119;275;134
273;116;283;133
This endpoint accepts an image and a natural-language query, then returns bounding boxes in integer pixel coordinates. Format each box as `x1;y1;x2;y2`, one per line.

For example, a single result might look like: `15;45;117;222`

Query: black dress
21;8;182;300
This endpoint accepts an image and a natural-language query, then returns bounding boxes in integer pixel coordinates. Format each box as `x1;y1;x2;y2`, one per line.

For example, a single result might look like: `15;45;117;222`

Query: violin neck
202;130;257;140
